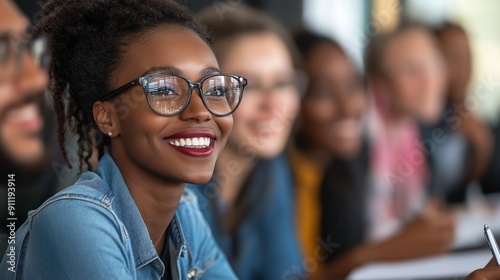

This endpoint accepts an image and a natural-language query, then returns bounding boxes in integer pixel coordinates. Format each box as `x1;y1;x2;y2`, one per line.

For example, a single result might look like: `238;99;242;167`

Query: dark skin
438;26;493;182
298;42;366;166
298;43;454;279
465;258;500;280
93;25;233;255
438;26;472;105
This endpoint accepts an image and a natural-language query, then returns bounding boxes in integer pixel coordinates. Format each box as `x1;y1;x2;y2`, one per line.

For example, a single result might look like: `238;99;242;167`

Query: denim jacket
188;154;304;280
0;153;237;280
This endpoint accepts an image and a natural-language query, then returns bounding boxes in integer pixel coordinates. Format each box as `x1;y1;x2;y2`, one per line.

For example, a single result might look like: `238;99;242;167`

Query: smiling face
220;32;300;158
98;25;232;185
0;0;48;166
300;43;366;159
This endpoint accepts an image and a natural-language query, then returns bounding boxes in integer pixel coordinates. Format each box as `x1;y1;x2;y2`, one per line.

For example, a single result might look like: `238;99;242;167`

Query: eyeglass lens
0;35;50;81
146;75;243;116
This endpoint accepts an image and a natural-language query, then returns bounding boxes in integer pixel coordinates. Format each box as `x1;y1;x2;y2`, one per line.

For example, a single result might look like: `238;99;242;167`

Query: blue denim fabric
188;154;304;280
0;153;237;280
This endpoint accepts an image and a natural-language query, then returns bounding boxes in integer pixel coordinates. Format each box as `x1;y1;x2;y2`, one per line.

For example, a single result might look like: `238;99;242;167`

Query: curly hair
33;0;211;172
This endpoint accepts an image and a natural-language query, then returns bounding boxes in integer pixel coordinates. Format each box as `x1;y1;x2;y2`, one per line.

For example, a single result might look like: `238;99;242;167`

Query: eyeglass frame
0;32;50;72
100;73;247;117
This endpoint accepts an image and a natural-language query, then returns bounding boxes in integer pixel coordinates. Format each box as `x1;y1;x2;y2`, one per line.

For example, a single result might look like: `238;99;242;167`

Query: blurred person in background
0;0;67;255
481;117;500;196
341;22;455;273
289;29;369;278
435;22;499;200
291;27;454;278
188;5;305;280
433;22;493;202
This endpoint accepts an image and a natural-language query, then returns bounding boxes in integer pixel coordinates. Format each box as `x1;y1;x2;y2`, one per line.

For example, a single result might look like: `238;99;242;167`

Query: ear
93;101;120;137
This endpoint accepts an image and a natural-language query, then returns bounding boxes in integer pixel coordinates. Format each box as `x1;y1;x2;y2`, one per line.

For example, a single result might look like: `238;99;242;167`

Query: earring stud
108;131;113;137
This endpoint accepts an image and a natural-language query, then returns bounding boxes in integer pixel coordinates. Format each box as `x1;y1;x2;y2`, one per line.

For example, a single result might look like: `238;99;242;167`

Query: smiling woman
0;0;246;279
187;5;304;280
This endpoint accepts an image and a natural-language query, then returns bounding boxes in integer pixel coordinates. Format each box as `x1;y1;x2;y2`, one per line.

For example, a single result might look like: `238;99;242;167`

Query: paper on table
452;193;500;249
348;249;491;280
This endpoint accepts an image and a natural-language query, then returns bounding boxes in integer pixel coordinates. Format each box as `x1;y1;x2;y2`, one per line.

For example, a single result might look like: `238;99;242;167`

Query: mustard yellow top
288;147;324;260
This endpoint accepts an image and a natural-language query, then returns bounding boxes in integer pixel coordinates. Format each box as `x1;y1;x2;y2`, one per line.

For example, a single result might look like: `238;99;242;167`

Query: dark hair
365;21;435;78
434;21;467;38
197;4;301;67
293;28;344;62
33;0;211;171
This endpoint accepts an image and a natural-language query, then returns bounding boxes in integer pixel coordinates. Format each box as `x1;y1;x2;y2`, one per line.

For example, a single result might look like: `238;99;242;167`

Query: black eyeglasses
0;33;50;80
101;73;247;117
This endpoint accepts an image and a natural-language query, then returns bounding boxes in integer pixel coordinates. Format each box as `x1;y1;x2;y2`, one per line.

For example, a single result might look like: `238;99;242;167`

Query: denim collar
95;153;187;271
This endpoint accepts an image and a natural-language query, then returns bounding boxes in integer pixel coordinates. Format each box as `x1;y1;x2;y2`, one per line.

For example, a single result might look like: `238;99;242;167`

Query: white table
348;249;491;279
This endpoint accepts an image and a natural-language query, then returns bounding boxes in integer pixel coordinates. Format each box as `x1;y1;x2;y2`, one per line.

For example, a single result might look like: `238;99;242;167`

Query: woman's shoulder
5;173;133;280
20;180;126;256
26;170;120;231
56;170;114;199
37;170;112;206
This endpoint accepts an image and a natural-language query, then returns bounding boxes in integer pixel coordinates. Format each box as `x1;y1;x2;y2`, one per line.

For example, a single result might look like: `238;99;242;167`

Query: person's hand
465;258;500;280
318;201;456;279
375;200;456;261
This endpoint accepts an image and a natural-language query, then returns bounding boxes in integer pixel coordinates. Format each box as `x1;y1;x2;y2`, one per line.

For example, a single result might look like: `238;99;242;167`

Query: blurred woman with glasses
0;0;246;278
188;5;305;280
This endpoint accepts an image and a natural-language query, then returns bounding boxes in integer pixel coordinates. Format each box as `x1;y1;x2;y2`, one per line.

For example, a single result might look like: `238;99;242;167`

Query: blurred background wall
16;0;500;123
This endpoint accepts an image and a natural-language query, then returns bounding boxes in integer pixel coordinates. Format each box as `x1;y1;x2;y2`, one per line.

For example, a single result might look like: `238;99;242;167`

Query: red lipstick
164;130;216;157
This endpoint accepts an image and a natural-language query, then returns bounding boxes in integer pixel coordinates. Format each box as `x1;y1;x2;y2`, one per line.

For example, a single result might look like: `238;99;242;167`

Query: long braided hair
33;0;211;172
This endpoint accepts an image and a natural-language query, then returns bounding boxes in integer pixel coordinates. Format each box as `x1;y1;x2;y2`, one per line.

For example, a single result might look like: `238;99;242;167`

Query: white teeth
167;137;212;148
8;103;40;121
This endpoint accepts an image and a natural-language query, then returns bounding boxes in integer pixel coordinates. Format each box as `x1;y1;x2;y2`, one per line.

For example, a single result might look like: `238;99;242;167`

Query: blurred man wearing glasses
0;0;49;166
0;0;66;255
